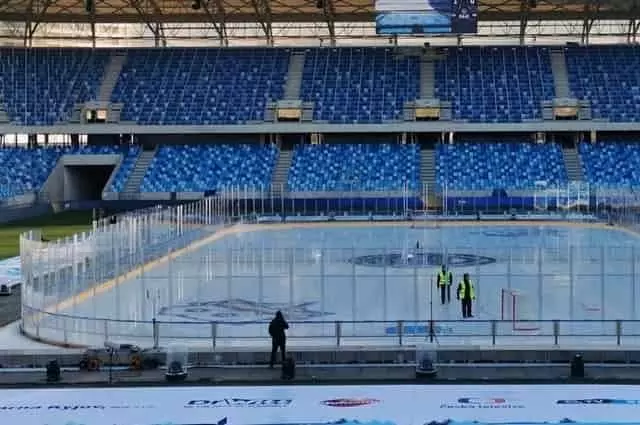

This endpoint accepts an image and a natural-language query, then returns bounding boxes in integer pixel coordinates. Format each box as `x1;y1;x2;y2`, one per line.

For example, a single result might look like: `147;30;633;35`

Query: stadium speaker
46;360;61;382
570;354;584;378
281;355;295;380
316;0;324;9
192;0;201;9
85;0;94;13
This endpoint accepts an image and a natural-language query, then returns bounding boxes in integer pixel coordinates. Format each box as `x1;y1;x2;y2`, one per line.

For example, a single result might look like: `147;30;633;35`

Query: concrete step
550;49;571;99
420;59;435;98
98;52;128;102
420;149;436;187
271;150;293;190
562;148;584;181
123;148;157;193
283;52;306;100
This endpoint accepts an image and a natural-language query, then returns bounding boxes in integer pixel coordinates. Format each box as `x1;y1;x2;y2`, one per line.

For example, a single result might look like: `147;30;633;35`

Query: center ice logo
349;252;496;268
159;298;334;322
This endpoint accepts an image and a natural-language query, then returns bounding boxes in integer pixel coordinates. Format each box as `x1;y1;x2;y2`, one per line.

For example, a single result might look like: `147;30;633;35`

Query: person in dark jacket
268;310;289;368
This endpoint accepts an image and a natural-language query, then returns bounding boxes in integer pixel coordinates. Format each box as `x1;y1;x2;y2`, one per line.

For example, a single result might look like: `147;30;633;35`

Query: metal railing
18;308;640;348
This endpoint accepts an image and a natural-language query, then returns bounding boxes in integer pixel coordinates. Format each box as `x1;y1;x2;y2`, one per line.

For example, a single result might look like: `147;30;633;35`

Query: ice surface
18;223;640;348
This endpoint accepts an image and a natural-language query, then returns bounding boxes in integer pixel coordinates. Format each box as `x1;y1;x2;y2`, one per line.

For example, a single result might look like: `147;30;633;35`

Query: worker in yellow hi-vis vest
457;273;475;319
436;265;453;305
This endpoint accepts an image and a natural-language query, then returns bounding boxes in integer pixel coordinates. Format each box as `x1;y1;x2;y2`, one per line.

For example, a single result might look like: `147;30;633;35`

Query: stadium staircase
283;51;305;100
123;147;157;194
99;51;127;102
420;148;438;209
0;109;9;124
550;48;570;98
68;51;127;124
562;147;584;181
270;149;293;192
420;53;436;98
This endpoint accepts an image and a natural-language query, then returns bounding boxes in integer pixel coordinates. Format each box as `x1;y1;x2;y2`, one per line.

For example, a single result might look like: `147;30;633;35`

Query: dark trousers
439;285;451;304
461;298;473;318
270;339;286;367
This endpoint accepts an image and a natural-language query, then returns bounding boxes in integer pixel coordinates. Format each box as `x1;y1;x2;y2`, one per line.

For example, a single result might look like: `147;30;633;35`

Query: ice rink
22;221;640;348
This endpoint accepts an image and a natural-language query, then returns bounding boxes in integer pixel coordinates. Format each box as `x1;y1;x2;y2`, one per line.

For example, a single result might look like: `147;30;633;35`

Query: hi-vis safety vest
458;280;475;300
438;271;452;286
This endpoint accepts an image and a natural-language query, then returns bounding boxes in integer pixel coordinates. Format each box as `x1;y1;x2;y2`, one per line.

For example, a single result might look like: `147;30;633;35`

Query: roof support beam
581;0;600;45
22;0;53;47
90;0;96;47
128;0;166;46
201;0;228;46
251;0;273;45
321;0;336;46
518;0;530;45
627;1;640;43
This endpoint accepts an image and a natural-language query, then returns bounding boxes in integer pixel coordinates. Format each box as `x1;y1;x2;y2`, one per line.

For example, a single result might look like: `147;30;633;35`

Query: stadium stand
138;144;279;192
110;48;290;125
300;48;420;123
565;46;640;122
105;145;141;192
436;142;568;191
0;145;136;199
0;48;110;125
434;46;555;123
579;142;640;188
287;144;420;192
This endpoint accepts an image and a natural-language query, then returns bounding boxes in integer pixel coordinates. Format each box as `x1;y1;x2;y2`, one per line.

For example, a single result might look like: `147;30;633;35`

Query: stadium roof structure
6;0;640;45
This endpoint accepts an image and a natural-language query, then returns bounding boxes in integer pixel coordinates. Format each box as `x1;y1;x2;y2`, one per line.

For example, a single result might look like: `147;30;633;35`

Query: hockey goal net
501;289;540;331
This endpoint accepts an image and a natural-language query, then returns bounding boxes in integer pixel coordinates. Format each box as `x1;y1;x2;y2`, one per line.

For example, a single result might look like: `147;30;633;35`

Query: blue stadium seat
434;47;555;123
0;145;136;199
287;144;420;191
0;48;109;125
139;144;278;192
579;142;640;188
566;46;640;122
111;49;290;125
300;48;420;123
436;142;567;190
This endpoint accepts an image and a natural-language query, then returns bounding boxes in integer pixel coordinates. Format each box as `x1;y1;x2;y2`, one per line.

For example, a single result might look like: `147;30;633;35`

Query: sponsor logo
186;399;292;408
557;399;640;405
440;398;524;409
161;299;333;322
322;398;379;407
385;323;453;336
0;404;154;410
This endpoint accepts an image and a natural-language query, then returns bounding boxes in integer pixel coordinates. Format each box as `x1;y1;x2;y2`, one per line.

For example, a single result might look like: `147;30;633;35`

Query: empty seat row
436;142;568;190
288;144;420;192
139;144;279;192
6;46;640;125
579;142;640;188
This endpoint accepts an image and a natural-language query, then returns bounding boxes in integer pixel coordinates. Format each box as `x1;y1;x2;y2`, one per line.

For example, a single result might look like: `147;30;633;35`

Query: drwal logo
322;398;379;407
557;399;640;405
440;398;524;409
186;399;292;408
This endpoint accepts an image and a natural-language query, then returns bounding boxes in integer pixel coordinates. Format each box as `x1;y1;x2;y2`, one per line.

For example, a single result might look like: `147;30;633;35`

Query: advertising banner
1;385;640;425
